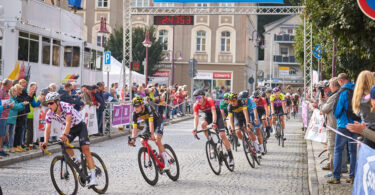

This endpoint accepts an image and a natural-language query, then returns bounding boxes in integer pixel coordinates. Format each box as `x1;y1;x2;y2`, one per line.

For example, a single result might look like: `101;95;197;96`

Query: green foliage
105;26;164;76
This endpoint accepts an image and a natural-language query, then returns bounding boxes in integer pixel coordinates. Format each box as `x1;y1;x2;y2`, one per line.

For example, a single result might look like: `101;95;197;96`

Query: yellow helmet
132;96;143;106
229;93;238;101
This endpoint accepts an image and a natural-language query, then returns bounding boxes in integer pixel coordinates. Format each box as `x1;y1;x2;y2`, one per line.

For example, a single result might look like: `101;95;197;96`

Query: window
64;46;80;67
52;40;60;66
132;0;149;7
197;3;208;7
280;47;289;56
18;31;39;63
96;51;103;71
220;3;234;11
158;30;168;51
97;35;107;47
220;31;231;53
84;48;91;69
90;50;96;70
97;0;108;8
42;37;51;65
289;67;297;75
154;3;173;7
288;28;294;34
196;31;206;52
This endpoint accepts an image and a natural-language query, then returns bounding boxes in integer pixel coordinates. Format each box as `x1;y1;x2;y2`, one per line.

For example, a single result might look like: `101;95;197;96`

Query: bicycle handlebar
194;128;217;140
42;139;75;155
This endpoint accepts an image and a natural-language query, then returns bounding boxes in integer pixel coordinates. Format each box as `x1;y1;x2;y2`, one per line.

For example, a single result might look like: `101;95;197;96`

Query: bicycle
195;127;234;175
274;113;286;147
226;126;239;152
260;120;268;155
44;140;109;195
241;125;260;167
128;134;180;186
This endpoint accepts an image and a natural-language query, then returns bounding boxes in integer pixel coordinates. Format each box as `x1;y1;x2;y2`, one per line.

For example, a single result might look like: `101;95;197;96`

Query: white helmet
286;93;291;96
45;92;60;102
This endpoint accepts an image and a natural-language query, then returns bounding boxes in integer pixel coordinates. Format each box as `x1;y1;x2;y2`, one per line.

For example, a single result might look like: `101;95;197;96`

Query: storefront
193;71;233;99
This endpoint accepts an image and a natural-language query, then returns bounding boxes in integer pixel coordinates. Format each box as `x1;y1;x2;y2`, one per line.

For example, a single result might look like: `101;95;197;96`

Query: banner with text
353;143;375;195
305;109;326;143
112;104;131;126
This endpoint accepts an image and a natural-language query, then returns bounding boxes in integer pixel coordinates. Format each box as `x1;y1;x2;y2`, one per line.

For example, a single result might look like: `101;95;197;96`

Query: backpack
333;87;361;121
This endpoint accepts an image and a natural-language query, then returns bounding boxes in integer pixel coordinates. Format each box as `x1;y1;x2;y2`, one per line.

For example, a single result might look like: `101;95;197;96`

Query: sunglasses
224;99;229;101
47;102;55;106
195;96;202;100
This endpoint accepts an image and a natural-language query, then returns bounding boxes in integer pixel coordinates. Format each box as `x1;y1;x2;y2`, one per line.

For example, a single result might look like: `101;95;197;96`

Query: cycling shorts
142;118;164;136
234;117;246;129
256;107;266;118
205;111;225;132
286;100;292;107
274;106;284;115
67;122;90;146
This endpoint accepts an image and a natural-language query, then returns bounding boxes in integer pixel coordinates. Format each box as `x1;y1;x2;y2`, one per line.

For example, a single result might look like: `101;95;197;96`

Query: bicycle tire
205;141;221;175
281;128;285;148
138;147;159;186
164;144;180;181
50;155;78;195
242;133;255;168
262;129;268;154
90;152;109;194
277;122;282;146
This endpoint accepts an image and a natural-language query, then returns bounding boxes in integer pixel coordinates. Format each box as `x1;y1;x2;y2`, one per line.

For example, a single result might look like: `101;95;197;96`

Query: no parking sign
358;0;375;20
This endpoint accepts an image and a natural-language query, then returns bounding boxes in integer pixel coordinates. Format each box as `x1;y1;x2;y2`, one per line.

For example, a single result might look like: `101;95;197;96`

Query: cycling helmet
223;93;230;100
229;93;238;100
253;90;261;98
132;96;144;107
273;87;281;93
261;91;266;98
193;89;205;97
238;90;249;99
286;93;291;96
45;92;60;102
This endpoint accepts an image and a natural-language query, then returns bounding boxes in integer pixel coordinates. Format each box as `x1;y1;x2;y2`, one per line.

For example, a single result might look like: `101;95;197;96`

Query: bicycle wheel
138;147;159;186
242;133;255;168
90;153;109;194
164;144;180;181
221;141;234;172
251;142;261;166
281;128;285;148
276;122;282;146
205;141;221;175
50;155;78;195
262;129;268;154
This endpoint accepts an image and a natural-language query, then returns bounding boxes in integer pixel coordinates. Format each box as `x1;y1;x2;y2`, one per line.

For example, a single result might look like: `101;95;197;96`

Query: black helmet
229;93;238;100
193;89;205;97
253;90;261;98
238;90;249;99
261;91;266;98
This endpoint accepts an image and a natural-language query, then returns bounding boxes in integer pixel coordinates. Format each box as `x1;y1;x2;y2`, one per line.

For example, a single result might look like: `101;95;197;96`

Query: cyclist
239;91;264;155
40;92;97;187
292;93;300;113
128;96;170;170
219;93;230;127
270;88;287;140
285;93;292;119
253;90;271;139
192;89;234;166
227;93;260;154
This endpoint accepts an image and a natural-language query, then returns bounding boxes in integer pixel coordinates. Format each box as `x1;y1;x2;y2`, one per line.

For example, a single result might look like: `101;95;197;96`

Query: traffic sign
104;51;111;72
248;77;254;84
358;0;375;20
188;58;198;78
313;45;322;59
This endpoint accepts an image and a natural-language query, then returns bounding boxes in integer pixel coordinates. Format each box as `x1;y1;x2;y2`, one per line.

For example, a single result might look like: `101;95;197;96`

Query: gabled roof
263;15;297;34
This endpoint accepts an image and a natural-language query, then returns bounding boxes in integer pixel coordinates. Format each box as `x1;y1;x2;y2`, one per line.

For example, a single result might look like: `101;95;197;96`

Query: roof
263;15;298;34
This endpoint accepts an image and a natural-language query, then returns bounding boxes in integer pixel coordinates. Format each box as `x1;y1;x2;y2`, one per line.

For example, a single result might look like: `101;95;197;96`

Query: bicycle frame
141;139;165;171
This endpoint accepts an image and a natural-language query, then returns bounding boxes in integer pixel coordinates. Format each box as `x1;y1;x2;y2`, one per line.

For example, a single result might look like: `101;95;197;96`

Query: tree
105;26;164;76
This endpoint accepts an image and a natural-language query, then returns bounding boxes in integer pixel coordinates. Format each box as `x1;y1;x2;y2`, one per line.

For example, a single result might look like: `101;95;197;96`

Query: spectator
58;83;83;110
176;87;187;116
24;82;43;150
40;88;50;107
95;82;105;136
48;83;57;92
103;88;118;102
80;85;93;106
13;84;28;151
7;86;27;152
328;73;357;184
71;82;78;96
0;79;13;157
90;85;99;106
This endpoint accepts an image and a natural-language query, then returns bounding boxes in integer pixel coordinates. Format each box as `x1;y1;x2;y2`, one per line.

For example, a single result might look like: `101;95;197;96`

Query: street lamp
143;31;152;85
249;30;265;89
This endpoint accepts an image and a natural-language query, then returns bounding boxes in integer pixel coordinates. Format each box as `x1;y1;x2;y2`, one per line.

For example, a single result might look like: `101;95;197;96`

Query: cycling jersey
254;97;268;109
193;97;216;115
228;101;247;128
270;93;285;107
243;97;256;114
219;100;229;117
133;103;163;136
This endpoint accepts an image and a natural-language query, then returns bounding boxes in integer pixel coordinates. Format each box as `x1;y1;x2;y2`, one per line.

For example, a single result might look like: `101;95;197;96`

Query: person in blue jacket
328;73;358;184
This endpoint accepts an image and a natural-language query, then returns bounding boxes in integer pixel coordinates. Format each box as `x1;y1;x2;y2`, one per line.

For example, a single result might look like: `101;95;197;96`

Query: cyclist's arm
44;123;52;143
148;118;155;136
63;114;72;136
243;107;250;125
271;102;275;114
220;109;226;120
132;124;138;138
209;100;217;124
264;100;270;116
253;108;258;123
229;113;234;130
193;104;199;130
282;101;287;114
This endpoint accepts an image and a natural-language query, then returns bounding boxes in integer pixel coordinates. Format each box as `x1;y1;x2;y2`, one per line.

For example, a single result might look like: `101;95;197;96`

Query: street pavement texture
1;117;308;195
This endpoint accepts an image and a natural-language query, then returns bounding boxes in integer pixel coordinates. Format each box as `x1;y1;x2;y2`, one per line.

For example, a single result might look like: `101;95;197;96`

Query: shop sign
196;72;213;80
153;71;170;77
213;72;232;79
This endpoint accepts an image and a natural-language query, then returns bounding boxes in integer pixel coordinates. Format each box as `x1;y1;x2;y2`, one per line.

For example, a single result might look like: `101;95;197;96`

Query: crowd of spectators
304;71;375;184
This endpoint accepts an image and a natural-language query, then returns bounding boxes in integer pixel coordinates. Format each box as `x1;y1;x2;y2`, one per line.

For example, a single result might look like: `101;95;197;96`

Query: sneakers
346;177;354;184
0;150;9;157
327;177;340;184
228;158;234;167
88;178;98;187
17;146;24;152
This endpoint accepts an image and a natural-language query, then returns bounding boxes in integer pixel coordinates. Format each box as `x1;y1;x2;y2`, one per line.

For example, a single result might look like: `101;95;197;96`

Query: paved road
1;117;308;195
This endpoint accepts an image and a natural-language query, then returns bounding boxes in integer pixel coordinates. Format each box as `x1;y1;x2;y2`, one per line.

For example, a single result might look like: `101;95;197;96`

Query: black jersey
228;101;247;120
132;103;160;128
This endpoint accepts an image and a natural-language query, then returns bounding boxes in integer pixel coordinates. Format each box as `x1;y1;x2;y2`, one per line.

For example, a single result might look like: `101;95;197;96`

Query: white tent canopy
103;56;145;88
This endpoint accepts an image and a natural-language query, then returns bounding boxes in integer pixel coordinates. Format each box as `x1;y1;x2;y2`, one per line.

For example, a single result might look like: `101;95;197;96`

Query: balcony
274;34;295;43
273;55;300;65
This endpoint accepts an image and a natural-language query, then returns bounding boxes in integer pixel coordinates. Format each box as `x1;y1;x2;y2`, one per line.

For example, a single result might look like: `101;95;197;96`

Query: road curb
307;140;319;195
0;115;193;167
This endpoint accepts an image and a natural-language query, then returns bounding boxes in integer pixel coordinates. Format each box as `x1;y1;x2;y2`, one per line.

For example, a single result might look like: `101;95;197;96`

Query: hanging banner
353;143;375;195
80;105;98;135
153;0;284;3
305;109;326;143
112;104;131;126
302;102;308;126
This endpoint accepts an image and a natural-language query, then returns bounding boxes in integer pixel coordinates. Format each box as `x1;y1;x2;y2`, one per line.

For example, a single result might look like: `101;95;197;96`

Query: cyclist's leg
234;117;243;140
76;123;94;170
154;119;166;154
280;114;286;130
216;114;230;150
202;113;212;138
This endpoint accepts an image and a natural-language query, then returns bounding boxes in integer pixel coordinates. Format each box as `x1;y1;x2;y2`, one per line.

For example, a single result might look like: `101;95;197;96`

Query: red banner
213;72;231;79
132;62;140;71
153;71;170;77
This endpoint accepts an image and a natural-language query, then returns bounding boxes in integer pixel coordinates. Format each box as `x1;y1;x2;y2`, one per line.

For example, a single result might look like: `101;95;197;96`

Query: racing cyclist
128;96;170;170
40;92;98;187
239;91;264;155
292;93;300;114
192;89;234;166
253;90;271;139
227;93;261;155
285;93;292;119
270;88;287;140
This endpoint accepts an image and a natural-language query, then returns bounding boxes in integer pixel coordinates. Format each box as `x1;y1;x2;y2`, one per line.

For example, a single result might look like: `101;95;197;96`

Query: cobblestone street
1;117;308;195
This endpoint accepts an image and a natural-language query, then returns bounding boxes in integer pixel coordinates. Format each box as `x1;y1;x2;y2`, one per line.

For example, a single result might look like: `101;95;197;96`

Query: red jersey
254;97;268;108
193;97;216;115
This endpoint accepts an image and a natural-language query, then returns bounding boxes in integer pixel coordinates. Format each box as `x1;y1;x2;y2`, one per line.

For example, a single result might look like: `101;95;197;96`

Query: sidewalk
307;139;353;195
0;114;194;167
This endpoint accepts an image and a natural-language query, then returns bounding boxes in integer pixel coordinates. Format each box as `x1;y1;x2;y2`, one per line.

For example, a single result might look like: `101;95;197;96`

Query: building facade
47;0;258;95
260;15;303;88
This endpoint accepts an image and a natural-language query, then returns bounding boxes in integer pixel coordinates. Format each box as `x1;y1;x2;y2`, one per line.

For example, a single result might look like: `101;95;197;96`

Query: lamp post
250;30;265;90
143;31;152;86
98;17;110;89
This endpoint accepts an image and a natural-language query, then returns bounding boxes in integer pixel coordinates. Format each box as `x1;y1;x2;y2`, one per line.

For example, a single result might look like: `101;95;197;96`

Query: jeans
333;127;358;179
165;106;170;119
25;118;33;146
20;116;27;146
172;107;177;116
96;110;104;134
6;124;15;149
178;104;183;114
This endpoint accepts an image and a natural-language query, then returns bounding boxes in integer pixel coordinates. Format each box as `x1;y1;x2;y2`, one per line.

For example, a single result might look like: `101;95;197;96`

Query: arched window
159;30;168;51
221;31;230;52
196;31;206;52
